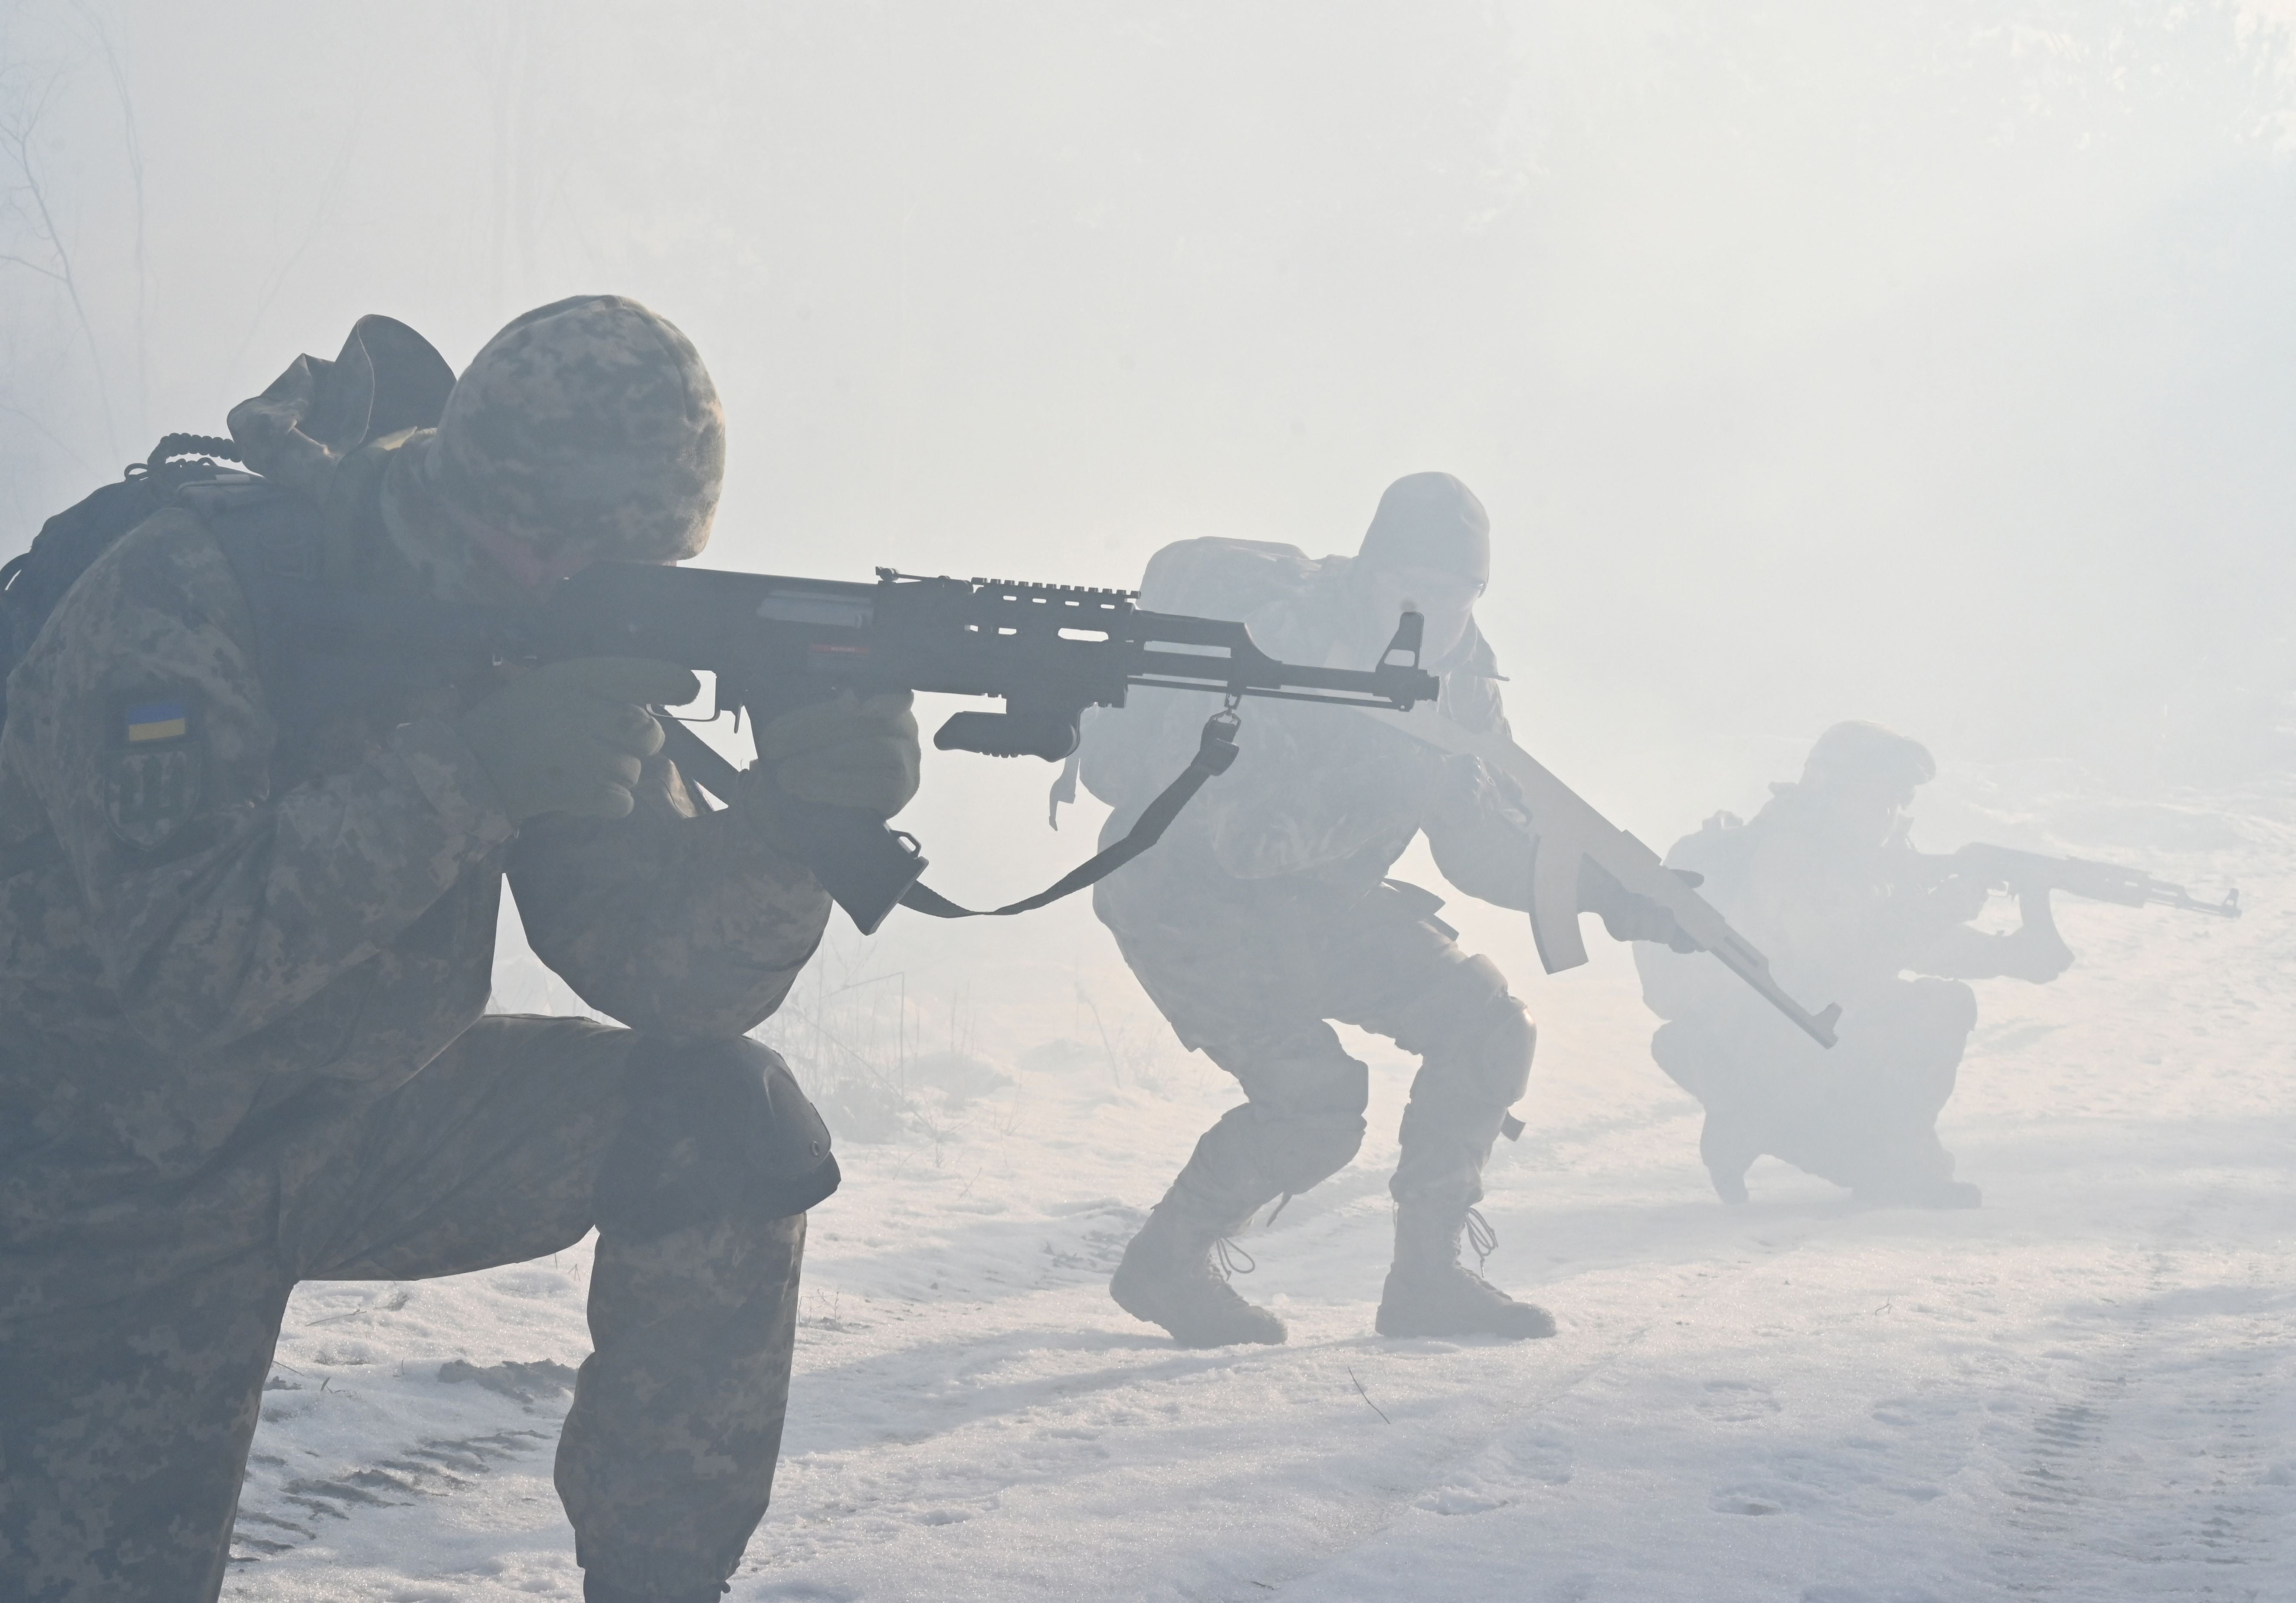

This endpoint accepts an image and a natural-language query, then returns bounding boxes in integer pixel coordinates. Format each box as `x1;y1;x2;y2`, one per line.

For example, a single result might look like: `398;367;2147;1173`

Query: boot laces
1212;1236;1257;1279
1464;1207;1497;1272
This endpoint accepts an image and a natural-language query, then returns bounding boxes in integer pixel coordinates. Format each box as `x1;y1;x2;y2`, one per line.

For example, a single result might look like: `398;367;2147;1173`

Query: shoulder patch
105;688;204;850
124;699;191;744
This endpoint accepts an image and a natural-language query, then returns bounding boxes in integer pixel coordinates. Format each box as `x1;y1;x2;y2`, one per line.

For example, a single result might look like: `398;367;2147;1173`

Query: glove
1927;871;1993;925
1577;857;1700;952
753;690;921;819
457;657;699;823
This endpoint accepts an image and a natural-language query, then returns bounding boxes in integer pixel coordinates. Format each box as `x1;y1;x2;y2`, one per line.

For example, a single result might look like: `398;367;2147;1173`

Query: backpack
1136;535;1321;618
0;434;249;736
0;315;457;741
1634;809;1766;1021
1074;536;1327;811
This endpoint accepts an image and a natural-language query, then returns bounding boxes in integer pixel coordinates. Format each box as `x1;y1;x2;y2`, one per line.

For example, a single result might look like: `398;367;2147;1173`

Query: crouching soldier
1637;722;2073;1208
0;298;919;1602
1079;473;1682;1348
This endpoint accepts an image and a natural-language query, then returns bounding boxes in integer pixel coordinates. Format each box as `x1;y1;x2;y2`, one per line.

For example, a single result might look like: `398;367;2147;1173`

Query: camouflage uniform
1091;485;1552;1343
0;302;832;1602
1095;558;1532;1220
1637;724;2067;1206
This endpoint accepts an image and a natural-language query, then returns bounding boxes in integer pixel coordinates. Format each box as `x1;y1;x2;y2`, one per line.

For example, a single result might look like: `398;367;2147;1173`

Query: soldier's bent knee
595;1036;840;1241
1437;993;1536;1108
1910;977;1980;1036
1252;1105;1369;1195
1392;951;1513;1055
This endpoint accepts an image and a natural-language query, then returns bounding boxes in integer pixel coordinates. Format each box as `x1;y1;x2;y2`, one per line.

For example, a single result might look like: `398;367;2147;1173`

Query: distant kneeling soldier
1637;722;2073;1209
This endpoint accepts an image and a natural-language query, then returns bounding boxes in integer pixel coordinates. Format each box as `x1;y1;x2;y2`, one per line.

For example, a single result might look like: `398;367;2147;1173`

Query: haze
8;5;2296;1596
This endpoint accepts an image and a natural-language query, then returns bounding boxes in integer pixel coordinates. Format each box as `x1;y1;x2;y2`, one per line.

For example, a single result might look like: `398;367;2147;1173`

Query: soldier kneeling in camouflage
0;298;918;1602
1079;473;1684;1347
1636;723;2073;1209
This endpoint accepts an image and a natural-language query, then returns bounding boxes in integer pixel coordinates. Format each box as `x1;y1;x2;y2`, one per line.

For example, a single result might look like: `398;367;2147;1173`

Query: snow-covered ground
220;763;2295;1602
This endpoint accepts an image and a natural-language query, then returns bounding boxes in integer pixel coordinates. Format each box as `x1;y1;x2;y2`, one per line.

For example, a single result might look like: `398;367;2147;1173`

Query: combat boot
1110;1204;1286;1348
1376;1203;1555;1340
1699;1114;1760;1206
583;1565;730;1602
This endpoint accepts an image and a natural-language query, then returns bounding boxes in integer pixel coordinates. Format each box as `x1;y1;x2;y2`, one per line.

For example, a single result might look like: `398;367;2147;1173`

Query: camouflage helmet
1356;472;1490;588
1800;721;1936;794
420;295;725;563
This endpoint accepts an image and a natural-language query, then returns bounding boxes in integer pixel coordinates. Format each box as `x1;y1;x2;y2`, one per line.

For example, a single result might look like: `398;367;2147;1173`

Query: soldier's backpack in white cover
1634;810;1767;1021
1073;536;1325;814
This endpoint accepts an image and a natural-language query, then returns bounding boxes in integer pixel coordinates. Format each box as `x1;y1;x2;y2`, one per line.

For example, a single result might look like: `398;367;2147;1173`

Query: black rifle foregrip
934;709;1081;761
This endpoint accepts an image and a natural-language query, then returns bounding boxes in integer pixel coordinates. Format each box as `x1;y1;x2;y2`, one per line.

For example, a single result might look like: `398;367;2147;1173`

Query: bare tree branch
0;248;65;281
0;63;120;462
74;0;144;439
0;399;98;477
227;107;363;383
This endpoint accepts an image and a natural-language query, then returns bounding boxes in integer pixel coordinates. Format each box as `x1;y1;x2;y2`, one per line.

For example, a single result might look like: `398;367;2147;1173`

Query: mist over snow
5;4;2296;1600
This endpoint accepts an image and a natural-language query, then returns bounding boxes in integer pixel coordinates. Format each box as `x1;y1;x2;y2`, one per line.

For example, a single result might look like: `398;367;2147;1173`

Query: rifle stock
1379;705;1842;1049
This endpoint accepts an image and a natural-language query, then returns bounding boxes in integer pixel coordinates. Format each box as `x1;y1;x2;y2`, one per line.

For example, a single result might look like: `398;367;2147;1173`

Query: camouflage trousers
1651;976;1979;1193
1099;875;1536;1231
0;1015;809;1603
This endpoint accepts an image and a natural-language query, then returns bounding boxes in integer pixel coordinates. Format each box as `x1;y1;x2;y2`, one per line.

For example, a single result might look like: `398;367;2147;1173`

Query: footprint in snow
1420;1485;1510;1515
1696;1379;1782;1423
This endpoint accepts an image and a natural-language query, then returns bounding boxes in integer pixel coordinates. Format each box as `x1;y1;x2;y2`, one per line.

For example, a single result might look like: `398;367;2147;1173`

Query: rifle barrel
1945;844;2240;918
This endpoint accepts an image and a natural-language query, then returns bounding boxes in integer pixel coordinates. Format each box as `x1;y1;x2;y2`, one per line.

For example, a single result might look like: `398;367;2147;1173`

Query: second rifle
1918;842;2240;920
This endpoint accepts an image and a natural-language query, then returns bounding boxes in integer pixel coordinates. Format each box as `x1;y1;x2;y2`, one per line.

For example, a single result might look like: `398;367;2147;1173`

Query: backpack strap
193;470;478;746
149;433;245;468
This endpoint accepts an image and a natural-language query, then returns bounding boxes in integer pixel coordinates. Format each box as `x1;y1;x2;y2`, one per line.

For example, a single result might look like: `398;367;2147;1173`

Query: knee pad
596;1037;838;1242
1392;951;1514;1057
1251;1103;1369;1196
1442;993;1535;1108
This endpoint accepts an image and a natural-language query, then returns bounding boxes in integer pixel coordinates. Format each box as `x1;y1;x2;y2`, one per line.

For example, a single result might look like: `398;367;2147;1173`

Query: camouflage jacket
0;487;830;1235
1638;789;1994;1030
1091;553;1530;923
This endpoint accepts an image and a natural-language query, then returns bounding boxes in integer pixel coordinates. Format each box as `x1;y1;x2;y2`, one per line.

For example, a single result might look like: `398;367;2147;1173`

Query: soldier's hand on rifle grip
753;691;922;820
1576;857;1699;952
458;656;699;823
1929;871;1993;925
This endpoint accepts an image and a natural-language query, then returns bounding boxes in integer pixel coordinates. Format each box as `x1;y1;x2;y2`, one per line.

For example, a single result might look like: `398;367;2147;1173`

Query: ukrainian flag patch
106;690;202;850
124;701;190;744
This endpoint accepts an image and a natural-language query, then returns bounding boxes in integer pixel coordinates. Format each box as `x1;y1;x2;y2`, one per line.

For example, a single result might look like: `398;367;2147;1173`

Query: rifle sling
656;709;1241;923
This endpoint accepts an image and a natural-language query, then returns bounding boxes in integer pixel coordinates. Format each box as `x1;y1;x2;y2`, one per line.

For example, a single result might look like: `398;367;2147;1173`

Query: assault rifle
1916;843;2240;920
250;559;1440;935
1366;705;1844;1048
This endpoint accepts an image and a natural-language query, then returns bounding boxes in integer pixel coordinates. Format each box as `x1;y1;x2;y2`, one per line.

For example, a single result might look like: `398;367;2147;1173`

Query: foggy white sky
3;0;2292;824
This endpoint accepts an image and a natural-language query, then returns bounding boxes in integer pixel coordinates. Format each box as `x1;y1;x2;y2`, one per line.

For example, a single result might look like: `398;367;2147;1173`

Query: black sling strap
656;709;1240;922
